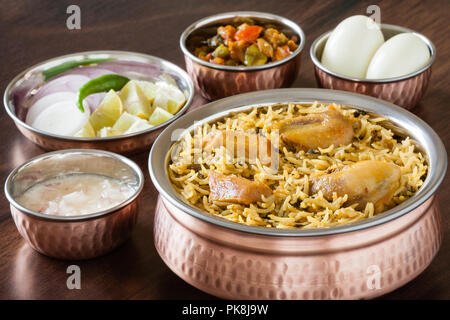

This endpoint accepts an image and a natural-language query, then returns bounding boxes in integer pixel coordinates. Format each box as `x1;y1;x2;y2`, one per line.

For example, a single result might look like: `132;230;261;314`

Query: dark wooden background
0;0;449;299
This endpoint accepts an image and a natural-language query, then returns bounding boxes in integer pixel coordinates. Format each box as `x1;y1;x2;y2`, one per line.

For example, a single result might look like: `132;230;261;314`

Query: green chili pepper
77;74;129;112
43;58;115;81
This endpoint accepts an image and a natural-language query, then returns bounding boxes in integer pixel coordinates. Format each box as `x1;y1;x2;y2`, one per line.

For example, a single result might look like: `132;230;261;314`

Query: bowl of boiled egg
310;15;435;109
3;51;194;153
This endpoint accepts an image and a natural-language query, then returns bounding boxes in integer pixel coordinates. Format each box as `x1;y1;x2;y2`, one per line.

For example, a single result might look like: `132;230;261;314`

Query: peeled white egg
321;15;384;78
31;100;90;136
366;33;430;79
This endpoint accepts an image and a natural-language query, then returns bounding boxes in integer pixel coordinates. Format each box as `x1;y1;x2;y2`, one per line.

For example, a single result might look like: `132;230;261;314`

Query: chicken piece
209;171;272;205
228;40;247;64
256;38;274;58
275;109;354;150
202;130;273;166
217;25;236;44
310;160;401;213
263;28;289;48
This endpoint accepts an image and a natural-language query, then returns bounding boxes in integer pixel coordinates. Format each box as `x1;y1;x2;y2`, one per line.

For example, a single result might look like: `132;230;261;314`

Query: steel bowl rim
310;23;436;83
180;11;306;72
148;88;447;237
3;50;195;142
4;148;145;222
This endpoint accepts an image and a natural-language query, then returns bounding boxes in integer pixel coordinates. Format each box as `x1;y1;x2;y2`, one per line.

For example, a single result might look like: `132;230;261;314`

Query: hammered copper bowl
4;149;144;260
149;88;447;300
3;51;194;154
180;11;305;100
310;24;435;110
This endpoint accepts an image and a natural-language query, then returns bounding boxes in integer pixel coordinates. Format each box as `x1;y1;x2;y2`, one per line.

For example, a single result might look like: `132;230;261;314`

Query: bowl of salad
180;11;305;100
4;51;194;154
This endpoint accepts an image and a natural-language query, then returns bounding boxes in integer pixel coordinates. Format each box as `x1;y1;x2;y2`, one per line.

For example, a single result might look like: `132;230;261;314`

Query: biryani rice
168;102;428;229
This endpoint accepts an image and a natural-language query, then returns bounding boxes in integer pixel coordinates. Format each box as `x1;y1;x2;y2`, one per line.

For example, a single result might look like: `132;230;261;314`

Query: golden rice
168;102;428;229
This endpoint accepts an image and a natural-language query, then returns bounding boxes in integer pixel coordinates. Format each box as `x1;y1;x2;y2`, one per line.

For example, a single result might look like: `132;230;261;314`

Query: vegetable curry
191;20;298;66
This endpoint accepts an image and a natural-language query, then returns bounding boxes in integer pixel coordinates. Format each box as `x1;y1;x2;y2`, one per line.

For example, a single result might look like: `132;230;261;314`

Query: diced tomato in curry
235;24;264;42
209;171;272;205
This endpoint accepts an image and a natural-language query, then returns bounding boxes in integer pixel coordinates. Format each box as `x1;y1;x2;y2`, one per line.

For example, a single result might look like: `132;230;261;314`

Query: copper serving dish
149;88;447;299
310;24;435;110
180;12;305;100
3;51;194;154
4;149;144;260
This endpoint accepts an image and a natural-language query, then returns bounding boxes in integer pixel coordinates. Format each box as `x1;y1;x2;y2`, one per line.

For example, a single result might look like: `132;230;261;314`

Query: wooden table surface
0;0;449;300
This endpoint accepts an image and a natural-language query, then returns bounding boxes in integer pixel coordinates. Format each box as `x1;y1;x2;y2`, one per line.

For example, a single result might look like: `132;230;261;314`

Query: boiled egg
321;15;384;78
366;33;430;79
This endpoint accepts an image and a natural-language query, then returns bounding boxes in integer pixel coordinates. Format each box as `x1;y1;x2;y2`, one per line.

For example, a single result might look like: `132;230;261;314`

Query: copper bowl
310;24;436;110
4;149;144;260
180;11;305;101
3;51;194;154
149;88;447;299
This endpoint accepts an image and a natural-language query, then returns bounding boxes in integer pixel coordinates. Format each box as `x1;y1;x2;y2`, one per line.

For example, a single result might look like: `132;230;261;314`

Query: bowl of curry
180;12;305;100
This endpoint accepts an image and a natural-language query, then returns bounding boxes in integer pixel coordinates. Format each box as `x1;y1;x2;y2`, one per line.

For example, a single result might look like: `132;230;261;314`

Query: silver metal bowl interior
3;50;195;141
180;11;306;71
310;24;436;83
149;88;447;237
5;149;144;221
